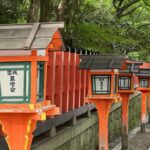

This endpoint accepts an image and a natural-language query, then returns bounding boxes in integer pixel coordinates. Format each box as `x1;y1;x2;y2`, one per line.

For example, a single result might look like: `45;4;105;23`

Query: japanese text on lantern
7;70;18;93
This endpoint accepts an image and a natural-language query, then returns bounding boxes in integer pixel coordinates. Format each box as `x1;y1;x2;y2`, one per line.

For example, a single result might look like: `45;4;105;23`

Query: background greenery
0;0;150;61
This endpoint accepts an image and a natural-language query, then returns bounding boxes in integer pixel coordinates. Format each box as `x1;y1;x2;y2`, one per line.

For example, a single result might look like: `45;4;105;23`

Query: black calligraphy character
10;82;15;88
99;78;104;90
7;70;12;75
10;76;15;81
12;70;18;75
10;87;16;92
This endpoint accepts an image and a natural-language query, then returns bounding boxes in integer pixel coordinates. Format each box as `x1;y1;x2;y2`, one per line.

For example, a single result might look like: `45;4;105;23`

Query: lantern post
118;70;133;149
135;68;150;133
118;60;142;150
79;55;123;150
0;23;62;150
148;94;150;123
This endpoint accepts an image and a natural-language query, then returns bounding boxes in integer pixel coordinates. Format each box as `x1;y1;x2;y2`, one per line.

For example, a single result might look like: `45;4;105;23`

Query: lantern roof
79;55;124;70
124;60;143;73
132;62;150;76
0;22;64;50
136;68;150;77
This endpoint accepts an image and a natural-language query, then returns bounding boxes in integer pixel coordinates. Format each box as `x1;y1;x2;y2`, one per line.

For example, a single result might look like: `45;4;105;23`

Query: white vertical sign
0;64;30;102
93;75;110;94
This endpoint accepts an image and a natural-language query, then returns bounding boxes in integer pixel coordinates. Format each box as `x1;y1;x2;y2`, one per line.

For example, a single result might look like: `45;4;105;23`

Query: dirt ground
128;126;150;150
111;124;150;150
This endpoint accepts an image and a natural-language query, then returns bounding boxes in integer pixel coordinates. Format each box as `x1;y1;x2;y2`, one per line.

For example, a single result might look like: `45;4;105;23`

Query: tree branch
137;23;150;28
115;0;140;18
119;4;142;18
113;0;120;10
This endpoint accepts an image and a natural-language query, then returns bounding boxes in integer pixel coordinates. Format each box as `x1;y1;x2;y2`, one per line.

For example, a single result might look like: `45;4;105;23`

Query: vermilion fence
46;48;90;113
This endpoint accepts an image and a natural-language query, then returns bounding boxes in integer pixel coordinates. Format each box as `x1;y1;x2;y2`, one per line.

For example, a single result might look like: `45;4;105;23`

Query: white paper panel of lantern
92;75;111;94
0;63;30;103
118;76;131;90
139;78;149;88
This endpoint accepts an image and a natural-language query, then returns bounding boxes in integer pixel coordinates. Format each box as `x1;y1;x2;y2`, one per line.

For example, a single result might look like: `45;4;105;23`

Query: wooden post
121;94;130;150
148;94;150;123
0;114;37;150
141;92;147;133
95;99;113;150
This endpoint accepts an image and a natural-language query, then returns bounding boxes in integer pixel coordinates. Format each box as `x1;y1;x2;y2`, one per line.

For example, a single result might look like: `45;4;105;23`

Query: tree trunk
27;0;40;23
57;0;66;21
40;0;52;22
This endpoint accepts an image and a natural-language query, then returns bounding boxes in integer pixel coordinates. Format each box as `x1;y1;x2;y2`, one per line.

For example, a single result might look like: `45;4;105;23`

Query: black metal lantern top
117;60;143;92
125;60;143;73
136;68;150;77
79;55;124;70
79;55;125;96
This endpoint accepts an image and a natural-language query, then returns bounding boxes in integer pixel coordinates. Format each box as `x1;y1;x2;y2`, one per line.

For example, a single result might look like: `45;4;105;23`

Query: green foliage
0;0;150;61
65;0;150;61
128;51;140;60
71;23;139;54
142;0;150;7
0;0;28;23
69;3;140;55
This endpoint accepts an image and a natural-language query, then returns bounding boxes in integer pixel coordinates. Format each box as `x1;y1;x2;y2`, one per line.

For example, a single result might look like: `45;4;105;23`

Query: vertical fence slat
69;53;76;110
46;49;90;113
54;51;64;112
75;53;81;108
46;51;56;104
62;52;70;112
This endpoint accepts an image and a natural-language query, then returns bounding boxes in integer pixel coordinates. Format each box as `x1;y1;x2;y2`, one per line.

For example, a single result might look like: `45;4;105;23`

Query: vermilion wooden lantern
117;60;140;150
137;70;150;92
79;55;124;150
136;68;150;132
0;23;63;150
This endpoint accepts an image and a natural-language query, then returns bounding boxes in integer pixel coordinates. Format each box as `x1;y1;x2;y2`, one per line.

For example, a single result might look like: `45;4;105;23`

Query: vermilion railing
46;49;89;113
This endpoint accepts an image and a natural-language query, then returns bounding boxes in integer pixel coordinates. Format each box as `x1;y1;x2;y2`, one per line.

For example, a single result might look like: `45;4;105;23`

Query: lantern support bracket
0;104;59;150
87;98;114;150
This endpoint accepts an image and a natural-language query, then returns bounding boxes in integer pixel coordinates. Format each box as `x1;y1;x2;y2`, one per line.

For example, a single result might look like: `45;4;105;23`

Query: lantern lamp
0;23;63;150
118;71;134;93
79;54;122;99
92;75;111;95
118;76;131;90
136;68;150;91
135;67;150;133
79;55;124;150
139;78;149;88
117;60;142;150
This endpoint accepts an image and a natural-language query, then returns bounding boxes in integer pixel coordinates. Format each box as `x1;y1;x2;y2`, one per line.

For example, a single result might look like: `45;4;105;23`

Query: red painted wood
54;52;64;112
81;70;86;106
46;52;56;104
75;53;81;108
69;53;76;110
46;50;89;113
62;52;70;112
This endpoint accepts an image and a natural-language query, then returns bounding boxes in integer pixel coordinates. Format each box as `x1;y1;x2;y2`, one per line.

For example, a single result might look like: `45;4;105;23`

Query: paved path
112;124;150;150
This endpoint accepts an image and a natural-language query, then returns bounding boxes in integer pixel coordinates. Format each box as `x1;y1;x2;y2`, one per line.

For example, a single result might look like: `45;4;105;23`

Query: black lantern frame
92;75;111;95
118;76;132;90
139;78;149;88
135;68;150;90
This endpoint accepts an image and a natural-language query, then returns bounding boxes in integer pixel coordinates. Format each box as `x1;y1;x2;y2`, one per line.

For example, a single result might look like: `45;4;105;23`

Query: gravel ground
128;125;150;150
112;124;150;150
